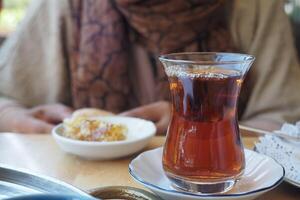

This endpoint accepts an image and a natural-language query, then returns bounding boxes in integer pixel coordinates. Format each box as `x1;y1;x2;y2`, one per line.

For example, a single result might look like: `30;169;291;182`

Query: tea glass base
166;173;238;194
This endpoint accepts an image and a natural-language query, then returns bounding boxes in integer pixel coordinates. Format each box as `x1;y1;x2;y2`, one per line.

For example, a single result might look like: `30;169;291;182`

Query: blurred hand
0;103;72;133
120;101;171;135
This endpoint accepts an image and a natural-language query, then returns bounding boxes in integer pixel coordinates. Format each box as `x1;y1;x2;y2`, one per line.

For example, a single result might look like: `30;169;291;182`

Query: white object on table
129;147;284;200
255;135;300;188
52;116;156;160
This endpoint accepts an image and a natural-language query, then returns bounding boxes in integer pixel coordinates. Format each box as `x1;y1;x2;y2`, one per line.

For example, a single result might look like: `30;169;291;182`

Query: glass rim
159;52;255;65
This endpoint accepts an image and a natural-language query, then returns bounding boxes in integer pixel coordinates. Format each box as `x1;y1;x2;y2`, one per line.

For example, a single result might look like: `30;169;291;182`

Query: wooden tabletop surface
0;132;298;199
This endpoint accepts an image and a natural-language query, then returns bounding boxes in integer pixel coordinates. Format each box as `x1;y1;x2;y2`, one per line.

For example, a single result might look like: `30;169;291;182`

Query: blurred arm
0;0;73;132
230;0;300;130
0;0;71;108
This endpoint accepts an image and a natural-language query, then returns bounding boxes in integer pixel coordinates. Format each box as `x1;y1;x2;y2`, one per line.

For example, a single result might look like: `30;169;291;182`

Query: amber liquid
163;68;245;182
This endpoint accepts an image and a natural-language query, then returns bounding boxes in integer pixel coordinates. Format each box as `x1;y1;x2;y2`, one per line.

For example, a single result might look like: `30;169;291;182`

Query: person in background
0;0;300;134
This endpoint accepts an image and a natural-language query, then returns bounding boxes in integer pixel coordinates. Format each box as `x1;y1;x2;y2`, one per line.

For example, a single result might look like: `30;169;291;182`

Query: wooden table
0;133;298;199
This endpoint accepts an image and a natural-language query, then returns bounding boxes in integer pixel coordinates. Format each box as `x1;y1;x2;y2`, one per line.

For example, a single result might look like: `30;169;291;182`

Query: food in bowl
72;108;113;118
62;116;127;142
52;116;156;159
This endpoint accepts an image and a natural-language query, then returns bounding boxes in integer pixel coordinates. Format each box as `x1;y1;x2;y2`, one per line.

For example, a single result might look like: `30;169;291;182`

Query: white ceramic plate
52;116;156;160
129;148;284;200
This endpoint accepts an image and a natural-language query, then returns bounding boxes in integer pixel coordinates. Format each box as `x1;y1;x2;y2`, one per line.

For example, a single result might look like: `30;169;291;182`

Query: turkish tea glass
159;52;254;194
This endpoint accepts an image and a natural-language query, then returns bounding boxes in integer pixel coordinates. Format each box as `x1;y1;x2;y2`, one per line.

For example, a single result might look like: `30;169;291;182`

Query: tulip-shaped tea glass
159;52;254;194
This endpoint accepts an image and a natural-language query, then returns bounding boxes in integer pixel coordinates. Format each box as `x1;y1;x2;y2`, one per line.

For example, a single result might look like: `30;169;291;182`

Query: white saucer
129;148;284;200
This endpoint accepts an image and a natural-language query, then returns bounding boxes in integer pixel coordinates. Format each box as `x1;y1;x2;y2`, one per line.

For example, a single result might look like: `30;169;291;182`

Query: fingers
12;115;54;134
120;101;169;120
23;118;54;133
120;103;160;121
29;104;73;124
0;104;66;133
156;115;170;135
1;101;170;134
120;101;171;134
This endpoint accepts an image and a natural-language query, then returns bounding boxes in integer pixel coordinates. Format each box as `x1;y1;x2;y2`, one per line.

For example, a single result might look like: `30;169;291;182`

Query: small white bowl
52;116;156;160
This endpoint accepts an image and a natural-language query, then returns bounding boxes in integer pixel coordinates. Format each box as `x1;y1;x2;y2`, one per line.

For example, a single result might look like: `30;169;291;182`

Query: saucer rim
129;148;285;198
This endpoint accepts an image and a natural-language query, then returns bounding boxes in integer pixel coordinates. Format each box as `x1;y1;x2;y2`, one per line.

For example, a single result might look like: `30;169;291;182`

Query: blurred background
2;0;300;56
285;0;300;56
0;0;31;44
